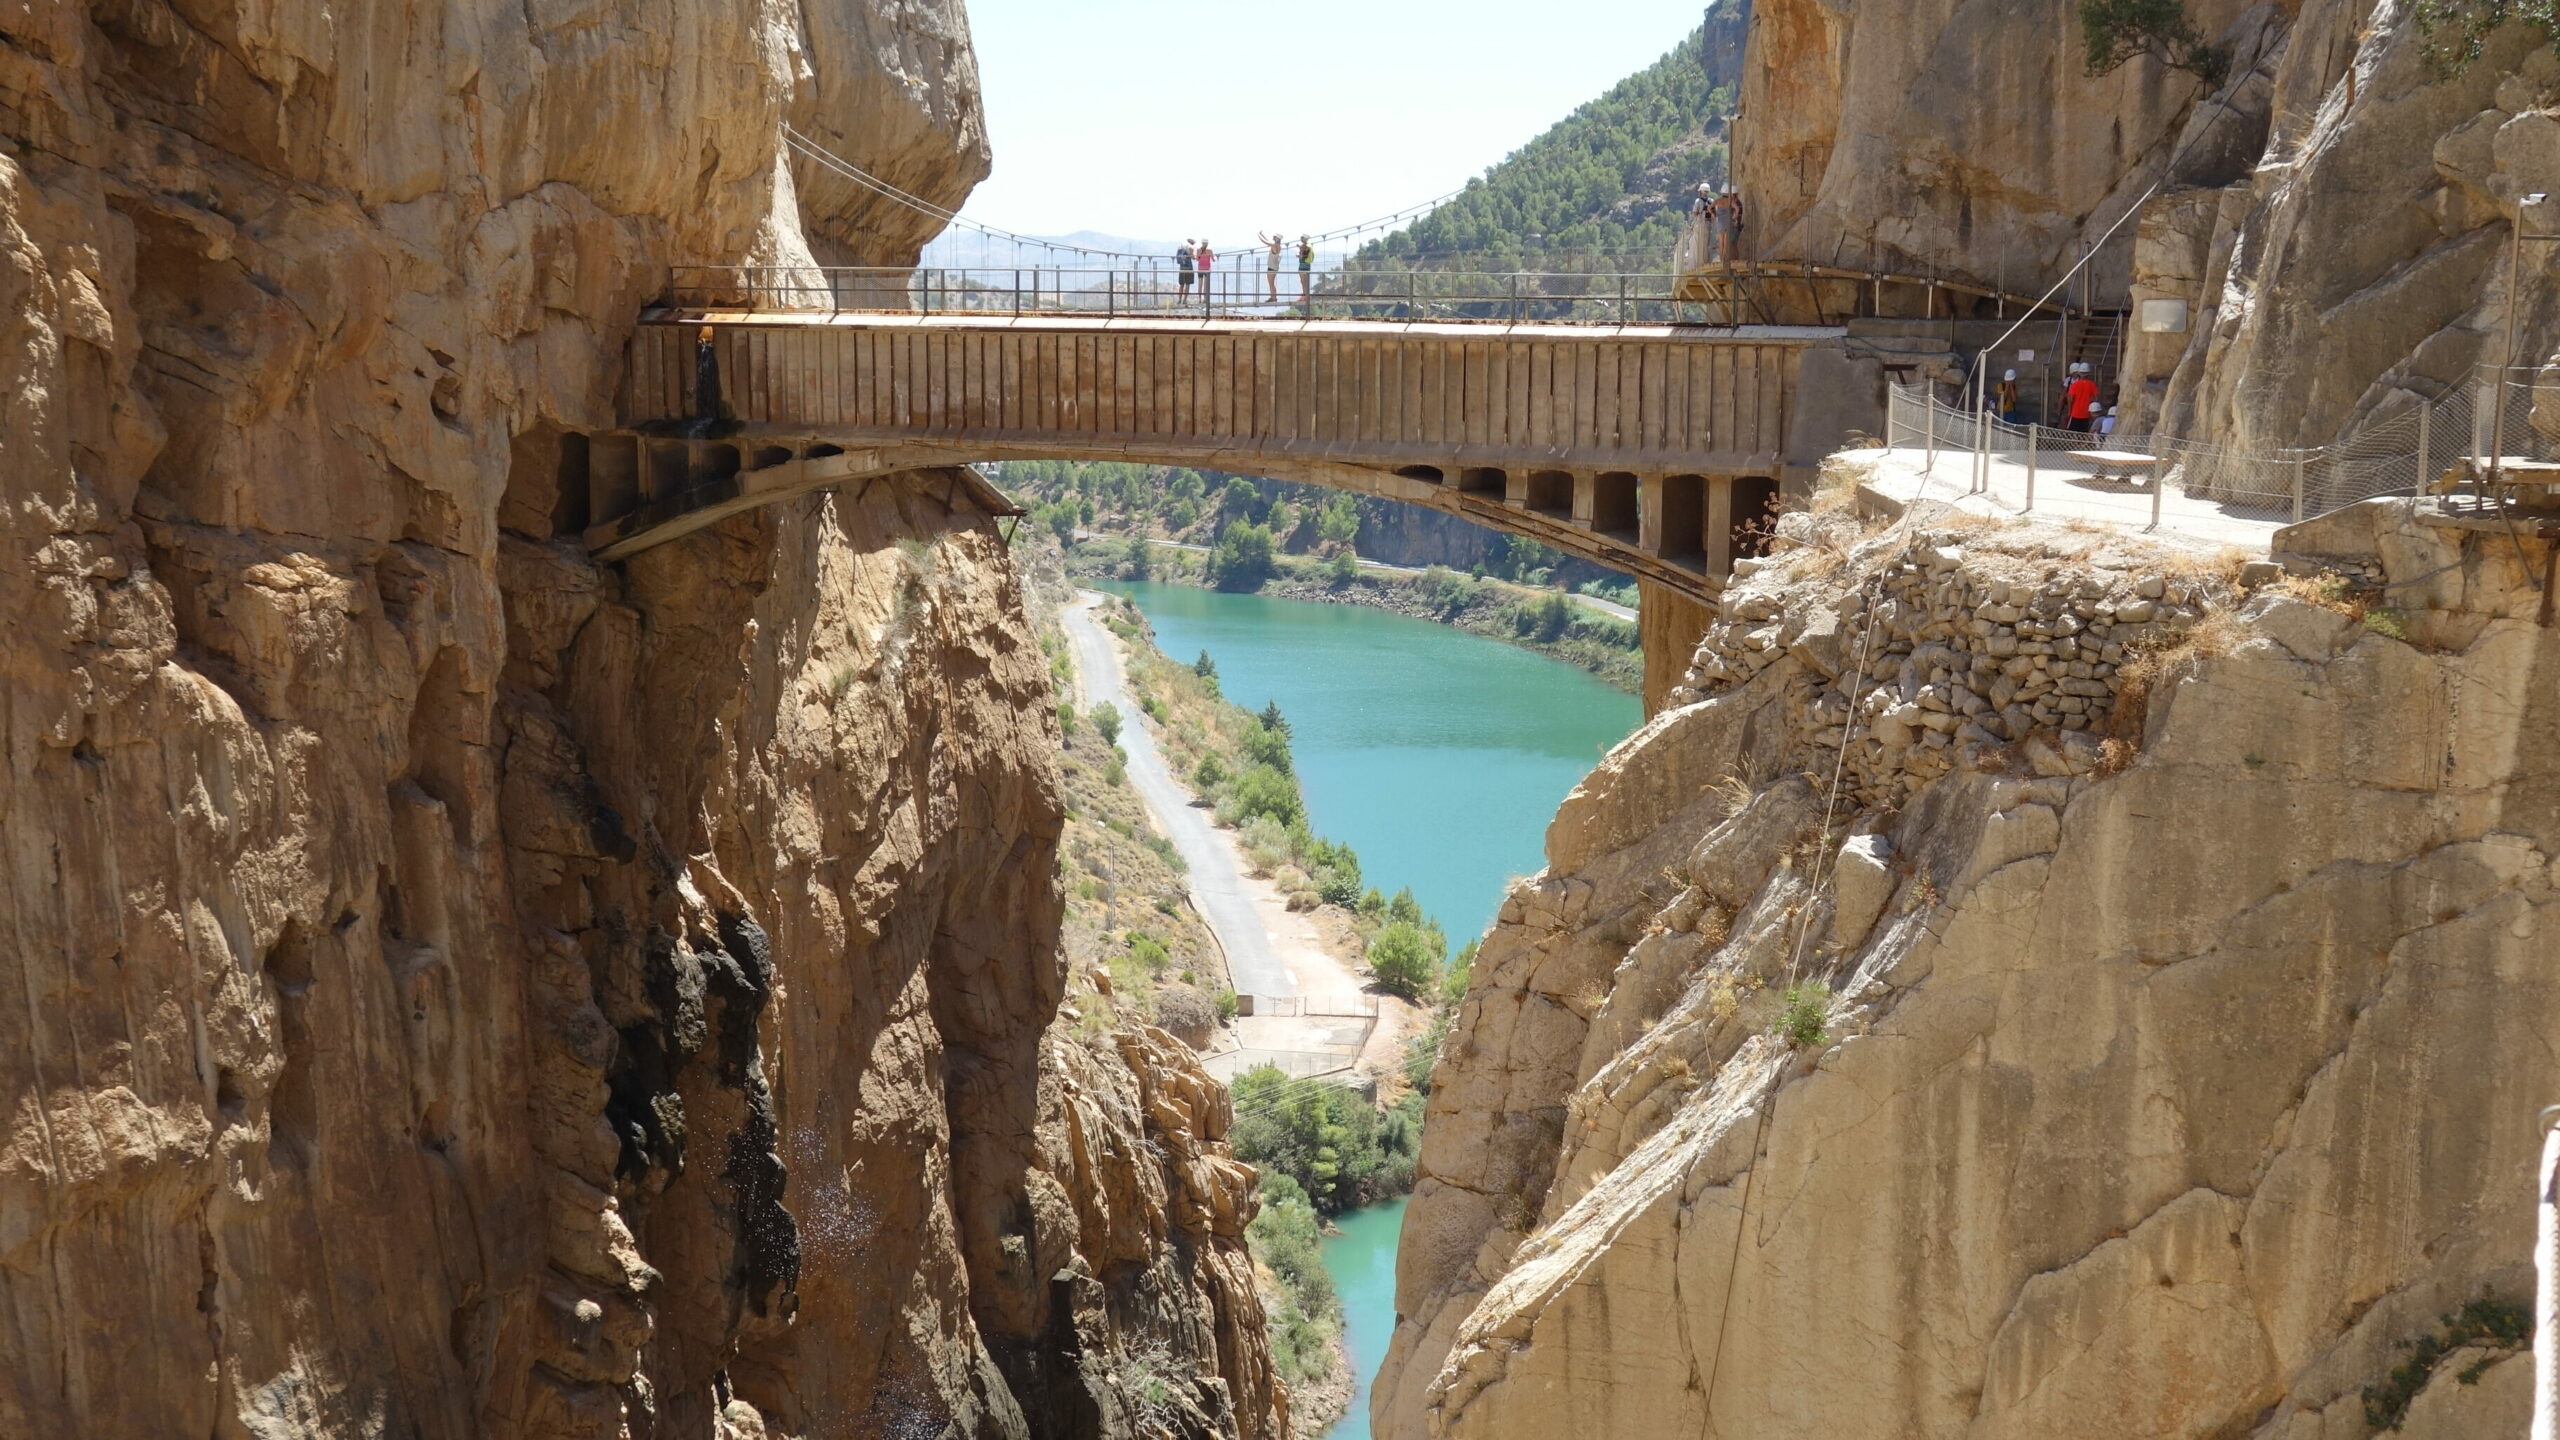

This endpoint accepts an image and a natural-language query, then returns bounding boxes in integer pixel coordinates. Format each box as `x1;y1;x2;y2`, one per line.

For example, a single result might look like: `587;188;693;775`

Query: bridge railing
664;264;1719;325
1885;366;2560;535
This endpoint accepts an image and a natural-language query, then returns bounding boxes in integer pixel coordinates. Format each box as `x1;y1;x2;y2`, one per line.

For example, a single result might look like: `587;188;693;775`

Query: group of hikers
1991;362;2116;433
1173;233;1316;305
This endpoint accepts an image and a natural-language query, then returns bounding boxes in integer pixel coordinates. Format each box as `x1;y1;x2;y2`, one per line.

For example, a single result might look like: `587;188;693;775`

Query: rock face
1738;0;2559;449
0;3;1278;1437
1376;500;2559;1439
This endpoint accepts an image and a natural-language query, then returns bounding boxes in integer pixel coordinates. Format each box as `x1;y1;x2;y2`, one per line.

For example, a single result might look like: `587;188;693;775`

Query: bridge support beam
1638;579;1717;717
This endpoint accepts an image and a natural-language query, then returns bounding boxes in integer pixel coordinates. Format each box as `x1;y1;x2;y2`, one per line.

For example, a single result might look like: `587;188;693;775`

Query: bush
1240;815;1292;875
1775;982;1831;1048
1193;649;1218;679
1229;763;1302;828
1368;920;1440;1001
2414;0;2558;73
1247;1173;1342;1389
1153;982;1218;1037
1239;719;1294;775
1056;701;1077;736
1229;1066;1421;1214
1329;549;1359;586
1192;753;1227;790
1089;702;1122;744
1208;521;1276;591
1141;695;1168;722
2078;0;2229;83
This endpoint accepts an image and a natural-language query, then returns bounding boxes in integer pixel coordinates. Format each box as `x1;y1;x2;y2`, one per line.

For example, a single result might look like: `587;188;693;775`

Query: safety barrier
1884;367;2560;534
662;264;1708;326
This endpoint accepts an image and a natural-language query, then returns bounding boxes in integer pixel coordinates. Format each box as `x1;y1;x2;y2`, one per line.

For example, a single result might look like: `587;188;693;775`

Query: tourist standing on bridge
1297;236;1314;304
1710;188;1742;263
1996;368;2022;423
1259;231;1285;303
1176;241;1196;305
1196;240;1217;306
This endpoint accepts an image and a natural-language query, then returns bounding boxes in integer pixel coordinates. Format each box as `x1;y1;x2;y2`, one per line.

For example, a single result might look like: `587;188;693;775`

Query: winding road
1061;593;1299;1002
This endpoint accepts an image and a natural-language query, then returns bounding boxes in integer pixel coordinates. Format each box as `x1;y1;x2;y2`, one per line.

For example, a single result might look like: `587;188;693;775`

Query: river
1091;581;1640;943
1093;581;1639;1440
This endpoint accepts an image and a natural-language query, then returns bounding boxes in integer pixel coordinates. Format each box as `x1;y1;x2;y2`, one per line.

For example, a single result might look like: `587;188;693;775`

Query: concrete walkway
1848;445;2286;552
1061;594;1298;1002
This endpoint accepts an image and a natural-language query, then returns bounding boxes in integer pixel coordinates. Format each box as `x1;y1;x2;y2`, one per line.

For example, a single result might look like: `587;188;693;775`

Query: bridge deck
578;309;1855;610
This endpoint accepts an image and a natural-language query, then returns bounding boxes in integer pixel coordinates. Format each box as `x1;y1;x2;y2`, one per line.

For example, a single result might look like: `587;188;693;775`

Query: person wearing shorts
1175;241;1195;304
1196;241;1216;305
1259;230;1284;303
1297;236;1314;303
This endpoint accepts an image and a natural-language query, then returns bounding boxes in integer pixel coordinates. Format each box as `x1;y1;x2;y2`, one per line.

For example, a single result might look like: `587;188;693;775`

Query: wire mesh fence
1884;367;2560;534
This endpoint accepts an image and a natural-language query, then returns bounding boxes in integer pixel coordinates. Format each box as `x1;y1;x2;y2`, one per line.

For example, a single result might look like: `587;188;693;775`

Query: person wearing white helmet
1996;367;2022;423
2065;364;2101;432
2098;404;2120;438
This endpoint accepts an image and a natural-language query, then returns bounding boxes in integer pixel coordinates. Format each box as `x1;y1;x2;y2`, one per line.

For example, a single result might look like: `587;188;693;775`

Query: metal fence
663;264;1708;325
1885;366;2560;532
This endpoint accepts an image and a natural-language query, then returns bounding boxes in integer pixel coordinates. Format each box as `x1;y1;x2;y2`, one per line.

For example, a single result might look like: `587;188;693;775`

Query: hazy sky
955;0;1712;254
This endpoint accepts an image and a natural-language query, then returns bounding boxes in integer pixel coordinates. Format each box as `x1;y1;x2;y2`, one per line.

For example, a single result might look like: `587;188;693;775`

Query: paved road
1075;528;1638;620
1061;594;1298;1001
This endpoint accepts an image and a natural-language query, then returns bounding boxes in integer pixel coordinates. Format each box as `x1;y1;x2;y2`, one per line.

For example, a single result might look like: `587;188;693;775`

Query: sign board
2139;298;2190;333
2017;349;2035;362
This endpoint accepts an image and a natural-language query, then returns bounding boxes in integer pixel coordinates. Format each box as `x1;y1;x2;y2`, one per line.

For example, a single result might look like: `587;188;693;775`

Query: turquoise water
1092;581;1640;943
1319;1198;1408;1440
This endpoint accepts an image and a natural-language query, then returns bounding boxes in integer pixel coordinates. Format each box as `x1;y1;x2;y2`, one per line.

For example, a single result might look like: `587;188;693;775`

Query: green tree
1089;702;1122;745
1125;537;1152;579
1368;920;1440;1002
1239;718;1294;775
1317;495;1362;550
1258;700;1291;736
1329;549;1360;587
1193;649;1218;679
2078;0;2230;83
1228;763;1302;827
1208;521;1276;591
1228;1067;1416;1213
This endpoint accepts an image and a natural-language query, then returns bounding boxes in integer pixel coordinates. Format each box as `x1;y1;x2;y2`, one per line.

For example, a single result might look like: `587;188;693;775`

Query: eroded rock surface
1377;501;2559;1439
0;3;1277;1437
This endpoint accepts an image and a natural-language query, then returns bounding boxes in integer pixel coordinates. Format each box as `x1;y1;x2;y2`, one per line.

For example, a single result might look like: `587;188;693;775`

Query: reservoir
1092;581;1641;943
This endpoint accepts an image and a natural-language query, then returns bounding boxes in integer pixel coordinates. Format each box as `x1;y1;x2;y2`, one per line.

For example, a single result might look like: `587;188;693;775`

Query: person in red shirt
2064;363;2101;433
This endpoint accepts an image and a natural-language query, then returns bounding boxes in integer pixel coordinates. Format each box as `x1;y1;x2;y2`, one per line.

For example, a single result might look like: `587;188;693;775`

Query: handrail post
2292;451;2307;522
1925;387;1937;474
2416;400;2431;496
2150;445;2166;532
2025;422;2038;512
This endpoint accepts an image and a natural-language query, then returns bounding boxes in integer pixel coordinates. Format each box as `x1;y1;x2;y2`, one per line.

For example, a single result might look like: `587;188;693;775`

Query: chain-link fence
1884;367;2560;535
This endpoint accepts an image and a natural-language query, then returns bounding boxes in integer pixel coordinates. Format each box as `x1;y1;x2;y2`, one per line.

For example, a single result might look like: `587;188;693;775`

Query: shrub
2414;0;2558;74
1088;702;1122;745
1056;701;1077;736
1775;982;1832;1048
1141;695;1168;722
1192;753;1227;790
1368;921;1440;1001
1153;983;1218;1037
1240;815;1293;874
2079;0;2230;83
1387;887;1425;928
1329;549;1359;586
1229;763;1302;828
1239;720;1294;775
2362;1292;2532;1431
1193;649;1218;679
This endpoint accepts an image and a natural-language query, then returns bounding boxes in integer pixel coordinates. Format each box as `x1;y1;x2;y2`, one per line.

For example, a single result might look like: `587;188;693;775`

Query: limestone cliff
1738;0;2558;448
0;3;1279;1437
1377;497;2558;1438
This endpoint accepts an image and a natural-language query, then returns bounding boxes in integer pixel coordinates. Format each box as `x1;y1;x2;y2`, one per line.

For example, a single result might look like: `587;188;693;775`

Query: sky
951;0;1712;257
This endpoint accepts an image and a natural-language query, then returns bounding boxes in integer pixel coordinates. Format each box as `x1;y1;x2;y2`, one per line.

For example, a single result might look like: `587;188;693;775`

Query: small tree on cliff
2078;0;2230;85
1367;920;1440;1002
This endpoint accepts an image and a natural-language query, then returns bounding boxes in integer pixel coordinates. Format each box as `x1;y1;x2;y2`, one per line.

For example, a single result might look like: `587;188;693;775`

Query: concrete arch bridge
549;274;1887;707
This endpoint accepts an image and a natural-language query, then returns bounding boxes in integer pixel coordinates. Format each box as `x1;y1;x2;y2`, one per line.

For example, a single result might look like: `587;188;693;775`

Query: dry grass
2105;605;2250;752
1710;772;1755;813
2159;544;2254;589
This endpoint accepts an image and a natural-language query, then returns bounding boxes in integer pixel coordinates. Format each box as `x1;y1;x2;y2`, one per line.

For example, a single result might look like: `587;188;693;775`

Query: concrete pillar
1571;472;1598;528
1706;476;1735;579
1639;475;1668;554
1638;579;1717;717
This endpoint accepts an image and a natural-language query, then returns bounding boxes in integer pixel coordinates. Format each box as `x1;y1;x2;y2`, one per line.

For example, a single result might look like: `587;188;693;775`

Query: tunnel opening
1731;476;1782;560
1592;472;1639;541
1458;467;1505;497
1395;465;1445;486
1525;470;1572;517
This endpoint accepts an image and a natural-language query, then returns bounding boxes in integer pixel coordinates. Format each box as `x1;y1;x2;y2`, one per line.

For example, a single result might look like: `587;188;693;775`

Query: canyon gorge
4;0;2558;1436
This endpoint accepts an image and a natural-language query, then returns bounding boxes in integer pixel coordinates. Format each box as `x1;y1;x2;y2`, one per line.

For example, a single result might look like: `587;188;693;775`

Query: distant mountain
1357;2;1746;272
921;228;1178;268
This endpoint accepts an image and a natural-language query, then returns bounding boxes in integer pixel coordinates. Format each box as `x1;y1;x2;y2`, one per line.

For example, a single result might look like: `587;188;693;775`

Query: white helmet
2003;368;2017;381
